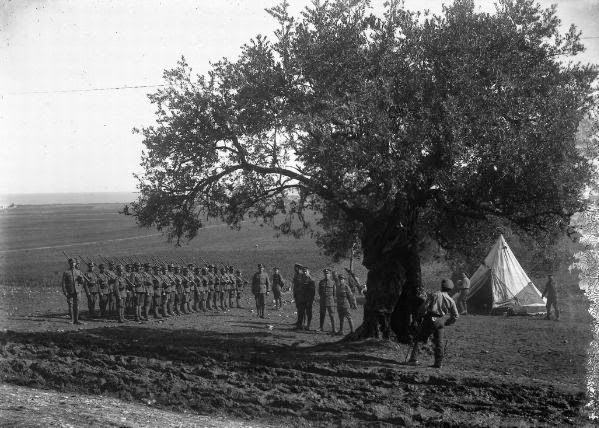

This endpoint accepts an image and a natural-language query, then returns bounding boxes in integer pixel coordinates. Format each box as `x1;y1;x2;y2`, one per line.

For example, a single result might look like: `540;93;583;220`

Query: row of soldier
61;257;249;324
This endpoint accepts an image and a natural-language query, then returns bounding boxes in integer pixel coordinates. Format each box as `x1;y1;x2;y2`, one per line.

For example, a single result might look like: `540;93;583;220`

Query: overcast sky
1;0;597;195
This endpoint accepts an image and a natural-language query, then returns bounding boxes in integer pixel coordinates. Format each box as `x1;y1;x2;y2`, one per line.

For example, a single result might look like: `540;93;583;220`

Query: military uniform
114;266;129;323
457;274;470;315
234;270;247;308
84;263;100;318
206;266;215;311
219;267;229;311
130;263;145;321
251;264;270;318
173;266;184;315
272;268;284;310
318;269;336;333
542;275;559;320
292;266;304;329
96;265;112;317
335;274;356;334
301;268;316;330
141;264;154;319
227;266;236;309
61;259;85;324
159;266;172;317
106;263;117;315
409;279;459;368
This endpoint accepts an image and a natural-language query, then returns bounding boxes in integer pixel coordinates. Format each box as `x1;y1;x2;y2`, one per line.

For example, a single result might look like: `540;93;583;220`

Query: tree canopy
131;0;597;338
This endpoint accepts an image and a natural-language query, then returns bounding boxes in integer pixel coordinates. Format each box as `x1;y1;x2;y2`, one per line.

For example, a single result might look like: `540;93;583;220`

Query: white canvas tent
466;235;546;314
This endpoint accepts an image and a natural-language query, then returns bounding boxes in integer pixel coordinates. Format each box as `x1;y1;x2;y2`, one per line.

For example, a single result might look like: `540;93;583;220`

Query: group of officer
60;257;249;324
291;263;365;335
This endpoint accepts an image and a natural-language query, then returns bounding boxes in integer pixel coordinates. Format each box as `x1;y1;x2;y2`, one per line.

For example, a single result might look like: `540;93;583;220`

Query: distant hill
0;192;137;205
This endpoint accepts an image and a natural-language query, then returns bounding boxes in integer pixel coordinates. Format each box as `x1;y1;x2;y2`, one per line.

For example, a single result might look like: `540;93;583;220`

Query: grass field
0;203;595;426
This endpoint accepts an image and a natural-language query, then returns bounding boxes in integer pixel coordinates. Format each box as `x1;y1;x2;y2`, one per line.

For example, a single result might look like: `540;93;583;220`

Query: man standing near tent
457;272;470;315
408;278;459;368
542;274;560;321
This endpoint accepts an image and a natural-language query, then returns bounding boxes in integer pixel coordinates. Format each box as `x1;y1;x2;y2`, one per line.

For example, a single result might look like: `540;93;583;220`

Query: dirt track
0;286;593;427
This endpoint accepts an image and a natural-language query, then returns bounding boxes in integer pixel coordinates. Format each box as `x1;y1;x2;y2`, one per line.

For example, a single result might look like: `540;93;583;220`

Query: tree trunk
346;222;423;341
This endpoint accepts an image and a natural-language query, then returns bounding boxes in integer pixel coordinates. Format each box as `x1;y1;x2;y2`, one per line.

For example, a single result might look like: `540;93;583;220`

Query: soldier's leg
67;295;74;323
337;307;344;334
73;295;80;323
99;295;107;317
295;302;304;328
168;291;175;315
327;306;335;333
86;294;94;318
546;301;552;319
554;300;560;320
236;291;242;308
432;323;444;368
260;293;267;317
347;314;354;333
319;304;326;330
143;294;150;320
305;303;313;329
108;294;115;315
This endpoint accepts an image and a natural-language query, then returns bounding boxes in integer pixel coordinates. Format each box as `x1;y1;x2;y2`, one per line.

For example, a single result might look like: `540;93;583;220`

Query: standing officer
408;278;459;368
142;263;154;320
150;265;162;318
292;264;304;329
318;268;336;333
83;261;100;319
206;264;215;311
106;262;117;316
227;266;237;309
159;265;172;317
130;262;145;322
234;268;247;308
302;267;316;330
114;264;129;323
173;265;184;315
96;263;111;318
252;264;270;318
542;274;560;320
335;273;356;335
457;272;470;315
61;258;85;325
166;264;177;316
272;267;284;310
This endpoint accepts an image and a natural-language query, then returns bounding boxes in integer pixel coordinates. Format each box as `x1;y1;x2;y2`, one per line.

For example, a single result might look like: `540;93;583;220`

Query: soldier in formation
60;256;249;324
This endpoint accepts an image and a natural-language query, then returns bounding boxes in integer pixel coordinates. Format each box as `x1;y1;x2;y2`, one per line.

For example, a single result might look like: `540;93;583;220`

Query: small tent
466;235;546;314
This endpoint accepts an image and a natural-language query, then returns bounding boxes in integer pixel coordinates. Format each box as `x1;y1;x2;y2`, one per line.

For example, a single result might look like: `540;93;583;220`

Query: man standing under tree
302;267;316;330
292;264;304;329
272;267;284;310
542;274;560;321
318;268;336;334
336;273;356;335
408;279;459;368
61;258;85;325
252;264;270;318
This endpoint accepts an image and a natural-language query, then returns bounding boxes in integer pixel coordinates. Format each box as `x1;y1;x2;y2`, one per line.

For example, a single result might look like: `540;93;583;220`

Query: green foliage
132;0;597;267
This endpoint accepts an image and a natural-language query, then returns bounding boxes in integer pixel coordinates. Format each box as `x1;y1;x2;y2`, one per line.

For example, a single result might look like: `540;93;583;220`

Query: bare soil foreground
0;284;593;427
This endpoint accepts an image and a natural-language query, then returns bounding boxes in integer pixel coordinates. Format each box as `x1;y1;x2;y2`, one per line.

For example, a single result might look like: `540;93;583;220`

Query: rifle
61;250;73;261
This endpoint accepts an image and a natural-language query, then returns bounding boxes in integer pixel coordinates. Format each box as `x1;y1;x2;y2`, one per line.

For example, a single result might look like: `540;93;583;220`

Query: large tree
131;0;597;339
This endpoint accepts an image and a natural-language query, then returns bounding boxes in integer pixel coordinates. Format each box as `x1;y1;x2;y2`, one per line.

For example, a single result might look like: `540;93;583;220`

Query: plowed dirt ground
0;284;593;427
